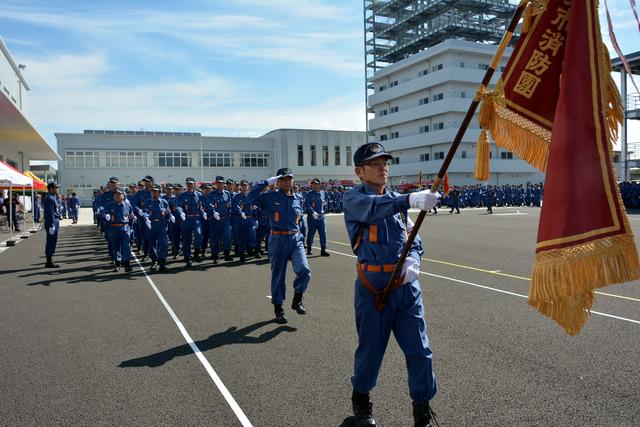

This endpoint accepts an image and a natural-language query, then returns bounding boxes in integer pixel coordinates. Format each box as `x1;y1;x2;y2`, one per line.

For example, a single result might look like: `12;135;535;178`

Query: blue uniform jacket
144;198;171;224
177;191;204;217
304;191;327;215
248;180;304;232
207;190;232;218
104;201;135;227
44;193;61;228
343;184;423;266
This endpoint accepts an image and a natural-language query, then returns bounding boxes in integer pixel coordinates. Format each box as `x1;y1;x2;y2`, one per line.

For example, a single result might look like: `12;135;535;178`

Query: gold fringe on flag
601;44;624;144
529;228;640;336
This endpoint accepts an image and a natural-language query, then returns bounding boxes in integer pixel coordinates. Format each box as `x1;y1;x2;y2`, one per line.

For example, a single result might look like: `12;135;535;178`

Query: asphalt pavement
1;207;639;426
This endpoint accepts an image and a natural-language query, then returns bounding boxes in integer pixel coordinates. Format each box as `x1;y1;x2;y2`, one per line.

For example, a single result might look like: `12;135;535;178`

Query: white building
57;128;365;205
368;39;544;186
0;37;59;169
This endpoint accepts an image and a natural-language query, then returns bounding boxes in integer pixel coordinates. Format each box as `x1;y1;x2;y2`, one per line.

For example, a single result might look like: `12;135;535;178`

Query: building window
460;91;466;98
310;145;317;166
379;109;388;116
346;146;353;166
297;145;304;166
432;64;443;72
432;93;444;102
334;146;341;166
419;97;429;105
419;125;430;133
419;69;429;77
433;151;445;160
434;122;444;130
460;62;465;68
390;131;399;139
461;151;467;159
66;151;99;168
390;106;399;114
322;145;329;166
240;152;270;168
379;85;387;92
390;80;398;87
479;63;489;70
156;152;191;167
420;153;430;162
202;152;233;168
380;134;388;141
500;151;514;160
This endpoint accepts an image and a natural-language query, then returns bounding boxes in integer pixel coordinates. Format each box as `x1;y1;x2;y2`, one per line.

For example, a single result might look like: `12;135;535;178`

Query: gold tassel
529;232;640;335
600;45;624;144
522;1;533;34
474;129;490;181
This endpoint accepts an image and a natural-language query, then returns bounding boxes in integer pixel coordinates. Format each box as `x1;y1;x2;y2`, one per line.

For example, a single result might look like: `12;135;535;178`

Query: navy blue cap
240;179;249;185
353;143;393;166
185;177;196;184
174;183;183;189
114;187;125;194
109;176;119;182
276;167;294;178
47;181;60;188
142;175;154;182
215;176;225;182
128;183;136;188
226;179;234;185
311;178;320;184
203;183;213;189
165;183;174;189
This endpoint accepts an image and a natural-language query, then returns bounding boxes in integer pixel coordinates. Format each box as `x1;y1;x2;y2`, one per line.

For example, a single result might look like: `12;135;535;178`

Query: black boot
224;251;233;261
239;252;246;263
274;304;288;324
412;401;436;427
212;254;219;264
306;246;312;255
149;260;157;271
320;249;330;257
113;261;120;272
352;391;376;426
45;256;60;268
158;259;168;273
291;293;306;315
193;250;202;263
184;256;192;269
253;248;262;259
124;261;132;273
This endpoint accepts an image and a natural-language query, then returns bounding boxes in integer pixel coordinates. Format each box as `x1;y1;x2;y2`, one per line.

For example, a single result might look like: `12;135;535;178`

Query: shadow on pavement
119;320;297;368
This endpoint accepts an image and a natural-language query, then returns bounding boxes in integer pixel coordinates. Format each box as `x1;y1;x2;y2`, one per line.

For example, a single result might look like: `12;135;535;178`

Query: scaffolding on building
364;0;518;93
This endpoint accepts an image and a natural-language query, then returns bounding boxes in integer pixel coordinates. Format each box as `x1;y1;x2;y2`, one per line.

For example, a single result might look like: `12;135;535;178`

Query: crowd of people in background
620;181;640;209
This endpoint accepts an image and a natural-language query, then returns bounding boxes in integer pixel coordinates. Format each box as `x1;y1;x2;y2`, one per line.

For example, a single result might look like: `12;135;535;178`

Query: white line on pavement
313;246;640;327
133;256;253;427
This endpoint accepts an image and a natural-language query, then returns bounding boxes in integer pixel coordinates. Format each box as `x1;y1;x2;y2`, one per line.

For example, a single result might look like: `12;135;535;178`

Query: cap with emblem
128;183;136;188
226;179;234;185
143;175;154;182
215;176;225;182
311;178;320;184
353;142;393;167
47;181;61;189
109;176;119;183
240;179;249;185
165;183;174;189
203;183;212;189
185;177;196;184
276;167;294;178
114;187;124;194
174;183;182;189
151;185;160;192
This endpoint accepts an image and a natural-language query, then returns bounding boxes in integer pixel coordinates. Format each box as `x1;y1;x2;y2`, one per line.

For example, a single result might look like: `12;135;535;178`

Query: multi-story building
0;37;59;170
57;129;365;205
364;0;545;186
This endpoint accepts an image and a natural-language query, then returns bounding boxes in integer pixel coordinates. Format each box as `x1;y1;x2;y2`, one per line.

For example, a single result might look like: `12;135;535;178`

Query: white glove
48;227;55;235
401;257;420;284
409;190;440;211
266;175;282;185
145;219;152;229
104;214;111;222
169;215;175;223
163;208;171;215
406;217;414;234
213;212;221;221
202;212;208;221
180;212;186;221
312;211;319;220
241;212;246;220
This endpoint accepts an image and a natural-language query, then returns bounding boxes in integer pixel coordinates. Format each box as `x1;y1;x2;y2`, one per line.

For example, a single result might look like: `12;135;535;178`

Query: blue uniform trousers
306;216;327;249
45;220;59;256
257;222;270;250
69;208;78;222
109;225;132;263
352;276;437;403
202;219;210;253
209;219;231;256
169;221;181;255
148;223;168;261
134;216;144;251
238;217;258;254
299;216;307;239
181;217;202;257
268;232;310;305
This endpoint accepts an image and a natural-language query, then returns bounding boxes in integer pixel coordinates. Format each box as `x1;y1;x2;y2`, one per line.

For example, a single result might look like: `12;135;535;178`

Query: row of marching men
91;174;331;273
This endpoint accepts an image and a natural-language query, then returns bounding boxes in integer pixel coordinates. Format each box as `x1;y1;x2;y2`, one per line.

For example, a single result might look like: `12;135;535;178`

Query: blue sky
0;0;639;152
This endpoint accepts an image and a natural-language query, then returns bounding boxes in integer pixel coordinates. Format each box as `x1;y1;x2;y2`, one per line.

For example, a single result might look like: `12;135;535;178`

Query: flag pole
382;0;529;300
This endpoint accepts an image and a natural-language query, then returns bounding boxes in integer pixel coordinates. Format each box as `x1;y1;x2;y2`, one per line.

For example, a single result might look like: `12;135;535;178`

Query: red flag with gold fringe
479;0;640;335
